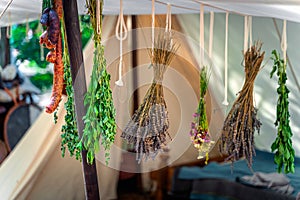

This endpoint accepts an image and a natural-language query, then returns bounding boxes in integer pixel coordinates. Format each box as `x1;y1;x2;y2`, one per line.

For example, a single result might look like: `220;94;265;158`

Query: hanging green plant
83;0;117;165
121;33;178;162
190;66;214;164
219;42;264;169
270;50;295;174
60;26;82;161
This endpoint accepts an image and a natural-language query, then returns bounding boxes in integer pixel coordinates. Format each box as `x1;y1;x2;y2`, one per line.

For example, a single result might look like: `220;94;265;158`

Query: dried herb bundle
220;42;264;168
270;50;295;174
190;66;214;163
121;33;178;162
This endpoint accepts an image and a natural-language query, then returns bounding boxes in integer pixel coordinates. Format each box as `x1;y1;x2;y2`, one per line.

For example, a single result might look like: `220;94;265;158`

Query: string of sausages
39;0;64;114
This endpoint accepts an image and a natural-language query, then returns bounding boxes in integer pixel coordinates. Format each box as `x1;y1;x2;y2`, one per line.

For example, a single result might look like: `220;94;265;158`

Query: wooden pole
0;27;10;67
62;1;100;199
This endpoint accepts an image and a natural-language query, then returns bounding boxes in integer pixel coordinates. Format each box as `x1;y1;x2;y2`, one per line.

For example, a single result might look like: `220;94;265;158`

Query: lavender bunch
121;33;178;162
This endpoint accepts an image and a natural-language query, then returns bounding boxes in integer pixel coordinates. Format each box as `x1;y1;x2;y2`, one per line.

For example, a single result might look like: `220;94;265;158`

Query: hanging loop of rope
6;11;12;39
222;12;229;106
244;16;252;54
165;3;172;33
281;20;287;64
96;0;101;35
115;0;128;87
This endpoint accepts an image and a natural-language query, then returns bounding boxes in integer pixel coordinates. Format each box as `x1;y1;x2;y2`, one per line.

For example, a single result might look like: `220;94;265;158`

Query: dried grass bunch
220;42;264;168
121;32;178;162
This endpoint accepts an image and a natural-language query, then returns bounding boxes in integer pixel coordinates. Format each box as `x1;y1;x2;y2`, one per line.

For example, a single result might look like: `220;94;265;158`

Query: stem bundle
190;66;214;163
220;42;264;168
121;33;178;162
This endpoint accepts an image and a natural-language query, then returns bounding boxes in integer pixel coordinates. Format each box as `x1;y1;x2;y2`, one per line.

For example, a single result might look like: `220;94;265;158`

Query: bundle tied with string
121;33;178;162
220;42;264;169
190;66;214;163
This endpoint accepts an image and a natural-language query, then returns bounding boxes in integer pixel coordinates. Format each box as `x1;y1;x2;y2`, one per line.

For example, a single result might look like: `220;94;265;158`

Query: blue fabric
190;193;235;200
178;149;300;195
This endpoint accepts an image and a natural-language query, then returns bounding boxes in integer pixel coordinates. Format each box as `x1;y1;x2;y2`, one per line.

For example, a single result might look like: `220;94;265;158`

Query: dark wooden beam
0;27;10;67
62;1;100;199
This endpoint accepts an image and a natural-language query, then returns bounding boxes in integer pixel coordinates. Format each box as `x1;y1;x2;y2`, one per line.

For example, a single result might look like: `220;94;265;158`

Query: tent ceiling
1;0;300;26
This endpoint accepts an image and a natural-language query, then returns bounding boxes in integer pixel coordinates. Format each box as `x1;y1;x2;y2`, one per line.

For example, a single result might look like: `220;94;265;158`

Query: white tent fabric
0;0;300;199
1;0;300;27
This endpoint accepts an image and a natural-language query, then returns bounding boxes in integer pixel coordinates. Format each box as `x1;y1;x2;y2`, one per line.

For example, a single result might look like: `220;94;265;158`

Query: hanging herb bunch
190;66;214;163
270;50;295;174
219;42;264;168
121;33;178;162
83;0;117;165
60;27;82;161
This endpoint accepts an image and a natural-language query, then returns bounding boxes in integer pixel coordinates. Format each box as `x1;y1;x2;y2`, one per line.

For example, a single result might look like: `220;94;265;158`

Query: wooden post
62;1;100;199
0;27;10;67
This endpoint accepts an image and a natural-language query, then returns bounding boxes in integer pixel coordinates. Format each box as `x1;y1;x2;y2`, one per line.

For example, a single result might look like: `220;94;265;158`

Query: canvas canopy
1;1;300;199
1;0;300;27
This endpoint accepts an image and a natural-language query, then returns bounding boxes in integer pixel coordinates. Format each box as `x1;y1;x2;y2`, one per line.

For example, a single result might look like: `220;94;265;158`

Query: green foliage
60;20;82;161
270;50;295;174
10;21;49;68
9;15;92;93
29;73;53;91
61;54;82;161
80;15;93;49
83;44;117;165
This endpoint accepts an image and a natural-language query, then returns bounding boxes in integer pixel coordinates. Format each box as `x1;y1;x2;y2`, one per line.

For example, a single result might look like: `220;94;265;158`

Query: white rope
0;0;13;20
243;16;248;54
151;0;155;54
115;0;128;87
222;12;229;106
199;4;204;66
244;16;252;54
165;3;172;33
281;20;287;64
6;12;11;39
248;16;252;48
96;0;101;35
208;11;214;59
25;18;29;42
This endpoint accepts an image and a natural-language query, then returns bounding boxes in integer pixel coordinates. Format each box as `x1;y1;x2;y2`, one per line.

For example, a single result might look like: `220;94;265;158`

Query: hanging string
243;16;248;54
199;4;204;66
281;20;287;64
248;16;252;48
151;0;155;55
6;12;11;39
208;11;214;59
244;16;252;54
96;0;101;35
165;3;172;33
25;17;29;42
115;0;128;87
222;12;229;106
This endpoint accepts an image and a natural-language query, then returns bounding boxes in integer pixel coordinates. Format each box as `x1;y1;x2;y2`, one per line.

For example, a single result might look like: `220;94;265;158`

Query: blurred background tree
9;15;92;92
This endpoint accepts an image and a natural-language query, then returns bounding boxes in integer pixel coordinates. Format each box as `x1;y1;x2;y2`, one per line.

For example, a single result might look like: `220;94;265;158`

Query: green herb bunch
60;30;82;160
83;0;117;165
190;66;214;163
270;50;295;174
